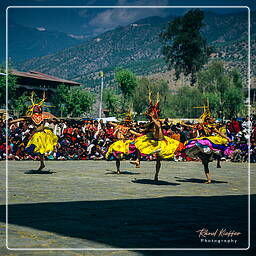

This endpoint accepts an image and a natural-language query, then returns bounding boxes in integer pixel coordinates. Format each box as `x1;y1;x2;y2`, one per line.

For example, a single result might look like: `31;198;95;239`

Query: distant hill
15;11;254;88
7;21;85;63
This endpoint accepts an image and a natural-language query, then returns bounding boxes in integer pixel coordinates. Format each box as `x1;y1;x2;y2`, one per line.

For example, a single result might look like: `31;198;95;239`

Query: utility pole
99;71;104;118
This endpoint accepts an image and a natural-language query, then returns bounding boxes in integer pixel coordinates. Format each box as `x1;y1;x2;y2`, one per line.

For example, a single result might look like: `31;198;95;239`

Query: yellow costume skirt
25;128;58;155
134;134;182;159
106;139;134;159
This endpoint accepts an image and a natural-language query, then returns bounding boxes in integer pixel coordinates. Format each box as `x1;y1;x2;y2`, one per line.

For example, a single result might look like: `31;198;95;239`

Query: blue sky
2;0;255;36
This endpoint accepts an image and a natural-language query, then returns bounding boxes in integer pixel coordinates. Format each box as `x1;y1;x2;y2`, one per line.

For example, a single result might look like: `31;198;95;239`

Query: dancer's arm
8;117;27;124
214;128;232;142
149;113;161;128
149;113;164;140
129;129;142;137
180;121;194;129
109;121;118;127
42;112;59;121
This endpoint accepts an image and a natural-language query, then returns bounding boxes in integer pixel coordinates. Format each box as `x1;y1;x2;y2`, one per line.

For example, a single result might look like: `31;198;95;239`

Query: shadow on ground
132;179;180;186
1;195;252;252
174;177;228;184
24;170;56;174
105;170;141;175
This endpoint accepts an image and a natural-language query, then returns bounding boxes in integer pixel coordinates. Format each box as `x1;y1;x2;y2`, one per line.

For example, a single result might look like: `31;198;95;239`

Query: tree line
103;61;245;120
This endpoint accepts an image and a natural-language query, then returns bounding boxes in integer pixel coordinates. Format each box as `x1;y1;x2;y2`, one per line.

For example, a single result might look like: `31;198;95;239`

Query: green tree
132;78;169;117
203;92;222;117
51;84;95;117
230;68;243;89
0;74;6;107
0;69;17;108
12;93;29;116
115;68;138;102
197;61;245;119
132;79;205;118
223;87;245;119
103;88;121;116
0;69;30;116
160;9;212;85
223;69;245;119
50;84;69;117
171;86;204;118
65;88;94;117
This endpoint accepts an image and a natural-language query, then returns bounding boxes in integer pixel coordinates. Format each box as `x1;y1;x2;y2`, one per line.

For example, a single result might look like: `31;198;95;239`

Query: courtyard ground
0;160;255;256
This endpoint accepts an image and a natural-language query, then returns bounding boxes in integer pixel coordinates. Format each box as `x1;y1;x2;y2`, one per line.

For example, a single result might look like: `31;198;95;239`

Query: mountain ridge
6;21;86;63
14;11;255;88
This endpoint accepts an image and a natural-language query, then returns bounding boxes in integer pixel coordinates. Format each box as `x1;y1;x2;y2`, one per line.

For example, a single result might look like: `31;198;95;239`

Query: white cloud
89;0;170;31
36;27;46;31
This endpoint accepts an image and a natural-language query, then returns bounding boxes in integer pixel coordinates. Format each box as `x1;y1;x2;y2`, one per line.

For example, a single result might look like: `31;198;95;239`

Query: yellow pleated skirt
134;134;181;159
26;129;58;155
106;139;133;159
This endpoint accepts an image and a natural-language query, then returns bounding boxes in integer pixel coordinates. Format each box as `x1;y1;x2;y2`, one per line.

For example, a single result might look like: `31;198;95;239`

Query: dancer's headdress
26;91;46;117
193;100;216;135
119;104;134;128
200;105;212;124
145;90;160;119
193;99;215;125
124;104;133;122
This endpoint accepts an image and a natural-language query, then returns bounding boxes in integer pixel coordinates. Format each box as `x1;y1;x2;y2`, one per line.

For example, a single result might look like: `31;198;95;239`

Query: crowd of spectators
0;116;255;163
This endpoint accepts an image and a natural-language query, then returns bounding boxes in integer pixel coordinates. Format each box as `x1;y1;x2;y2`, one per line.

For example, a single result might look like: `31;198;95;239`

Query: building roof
12;70;81;86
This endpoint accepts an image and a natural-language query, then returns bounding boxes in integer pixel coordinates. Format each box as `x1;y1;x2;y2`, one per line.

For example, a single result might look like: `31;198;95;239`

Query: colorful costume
105;108;136;160
185;135;228;158
106;139;135;159
134;91;183;159
25;92;58;156
184;106;229;159
135;133;183;159
26;128;58;155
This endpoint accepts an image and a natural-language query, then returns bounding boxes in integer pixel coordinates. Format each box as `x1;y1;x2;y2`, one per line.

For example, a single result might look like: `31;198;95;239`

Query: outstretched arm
42;112;59;121
180;121;194;129
9;117;28;124
108;121;118;127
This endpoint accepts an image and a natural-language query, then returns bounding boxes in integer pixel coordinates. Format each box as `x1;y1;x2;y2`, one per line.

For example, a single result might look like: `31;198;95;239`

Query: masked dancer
105;108;141;174
182;105;232;183
133;91;184;181
9;92;58;172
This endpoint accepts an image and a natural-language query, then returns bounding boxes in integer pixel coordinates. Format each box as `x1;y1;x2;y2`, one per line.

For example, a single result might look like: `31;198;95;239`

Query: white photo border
5;5;251;251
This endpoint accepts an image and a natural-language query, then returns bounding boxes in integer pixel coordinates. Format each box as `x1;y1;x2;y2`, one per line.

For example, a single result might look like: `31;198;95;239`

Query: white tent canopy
96;117;118;123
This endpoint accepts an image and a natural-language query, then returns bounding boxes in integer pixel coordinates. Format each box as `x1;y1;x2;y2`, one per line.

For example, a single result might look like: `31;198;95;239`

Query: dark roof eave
12;70;82;86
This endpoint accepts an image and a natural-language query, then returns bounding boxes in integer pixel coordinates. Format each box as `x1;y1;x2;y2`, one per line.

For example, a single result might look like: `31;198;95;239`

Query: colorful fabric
187;135;228;146
106;139;134;159
134;134;182;159
25;128;58;155
31;113;43;125
184;134;228;158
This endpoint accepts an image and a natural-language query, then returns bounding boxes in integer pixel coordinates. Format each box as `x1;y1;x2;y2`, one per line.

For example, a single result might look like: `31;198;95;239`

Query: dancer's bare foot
205;173;212;184
117;170;121;174
130;160;140;168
